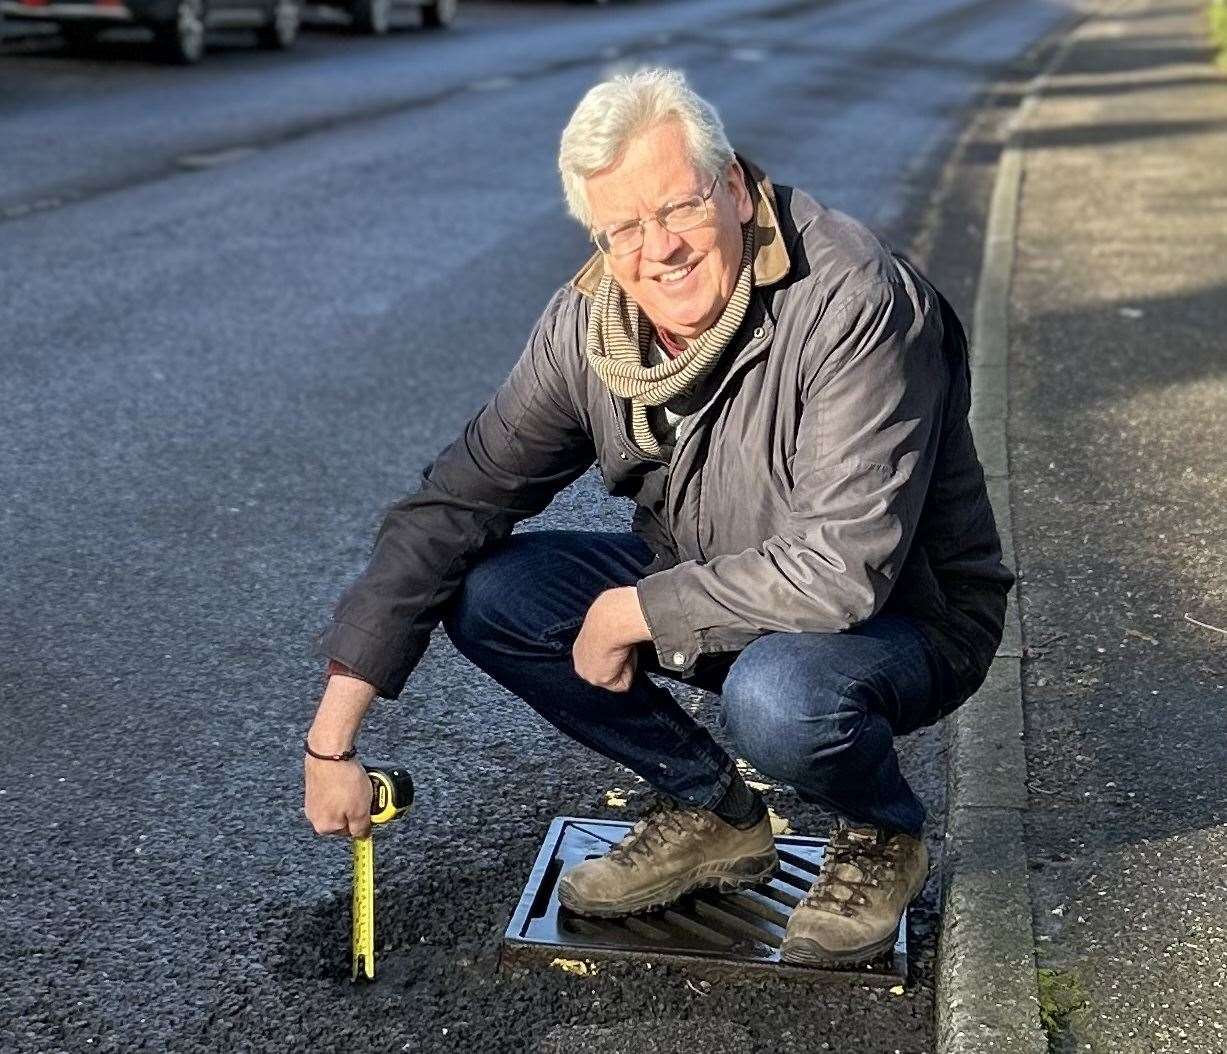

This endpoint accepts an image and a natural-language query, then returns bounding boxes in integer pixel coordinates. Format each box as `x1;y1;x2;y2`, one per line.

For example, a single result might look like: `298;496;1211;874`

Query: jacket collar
569;153;791;298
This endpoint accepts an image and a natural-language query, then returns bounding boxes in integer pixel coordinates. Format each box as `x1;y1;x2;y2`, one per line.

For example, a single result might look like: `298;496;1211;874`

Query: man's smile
653;258;701;290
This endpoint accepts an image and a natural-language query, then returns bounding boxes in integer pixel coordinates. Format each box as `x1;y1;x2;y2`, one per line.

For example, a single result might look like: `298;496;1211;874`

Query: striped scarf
585;224;755;458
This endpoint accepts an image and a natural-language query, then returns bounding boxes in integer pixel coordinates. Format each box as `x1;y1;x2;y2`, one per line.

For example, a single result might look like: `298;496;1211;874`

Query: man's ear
728;162;754;225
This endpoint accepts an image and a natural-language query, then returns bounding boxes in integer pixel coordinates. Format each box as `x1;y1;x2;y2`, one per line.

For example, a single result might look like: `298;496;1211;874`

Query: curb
934;11;1099;1053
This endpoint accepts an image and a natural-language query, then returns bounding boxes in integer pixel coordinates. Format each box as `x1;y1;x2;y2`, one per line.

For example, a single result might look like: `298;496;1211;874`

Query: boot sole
557;850;779;919
778;931;898;967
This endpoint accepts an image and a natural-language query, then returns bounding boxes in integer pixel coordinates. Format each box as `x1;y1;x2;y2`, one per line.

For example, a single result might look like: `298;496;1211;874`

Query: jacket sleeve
317;291;595;698
635;279;947;676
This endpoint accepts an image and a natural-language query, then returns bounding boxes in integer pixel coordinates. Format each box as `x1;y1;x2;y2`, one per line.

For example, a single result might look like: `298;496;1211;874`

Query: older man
304;68;1012;966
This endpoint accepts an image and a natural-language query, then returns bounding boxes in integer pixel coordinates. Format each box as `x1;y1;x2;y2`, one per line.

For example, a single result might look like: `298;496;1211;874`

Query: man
304;68;1013;966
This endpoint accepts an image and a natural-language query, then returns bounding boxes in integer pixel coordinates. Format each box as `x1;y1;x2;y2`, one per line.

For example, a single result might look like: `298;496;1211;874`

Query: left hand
573;587;653;693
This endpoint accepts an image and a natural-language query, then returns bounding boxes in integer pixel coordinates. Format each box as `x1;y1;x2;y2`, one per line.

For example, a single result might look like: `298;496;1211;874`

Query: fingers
569;638;638;696
607;651;638;693
304;809;350;837
303;756;372;838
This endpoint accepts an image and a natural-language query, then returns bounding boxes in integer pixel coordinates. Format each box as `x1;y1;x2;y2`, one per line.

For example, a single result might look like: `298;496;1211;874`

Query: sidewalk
1009;0;1227;1050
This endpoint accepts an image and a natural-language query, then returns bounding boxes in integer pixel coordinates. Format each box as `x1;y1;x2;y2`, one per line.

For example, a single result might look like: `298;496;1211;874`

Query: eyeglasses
591;176;720;257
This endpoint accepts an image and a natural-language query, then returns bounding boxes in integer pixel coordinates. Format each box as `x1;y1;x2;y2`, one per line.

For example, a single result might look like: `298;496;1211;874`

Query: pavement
1009;0;1227;1050
929;0;1227;1050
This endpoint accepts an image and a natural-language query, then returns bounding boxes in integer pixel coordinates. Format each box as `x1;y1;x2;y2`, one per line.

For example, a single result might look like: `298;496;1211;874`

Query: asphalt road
1;1;1073;1050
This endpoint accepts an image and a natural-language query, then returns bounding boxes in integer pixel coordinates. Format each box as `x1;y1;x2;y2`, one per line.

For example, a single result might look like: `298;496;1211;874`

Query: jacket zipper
603;320;773;559
664;328;771;561
607;386;667;465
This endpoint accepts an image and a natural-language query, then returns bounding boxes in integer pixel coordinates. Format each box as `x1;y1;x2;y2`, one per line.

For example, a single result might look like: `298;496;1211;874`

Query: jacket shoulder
774;184;908;314
538;282;589;341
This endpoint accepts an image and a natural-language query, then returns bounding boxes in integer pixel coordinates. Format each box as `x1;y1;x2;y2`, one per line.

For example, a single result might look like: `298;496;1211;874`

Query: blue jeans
441;530;956;837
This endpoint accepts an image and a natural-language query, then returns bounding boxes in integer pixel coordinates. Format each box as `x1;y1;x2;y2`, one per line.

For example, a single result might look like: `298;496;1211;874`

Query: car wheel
419;0;454;29
155;0;206;64
256;0;298;48
351;0;390;34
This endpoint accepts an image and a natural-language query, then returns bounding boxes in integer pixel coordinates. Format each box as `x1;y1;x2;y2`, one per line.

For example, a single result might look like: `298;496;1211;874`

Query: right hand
303;755;372;838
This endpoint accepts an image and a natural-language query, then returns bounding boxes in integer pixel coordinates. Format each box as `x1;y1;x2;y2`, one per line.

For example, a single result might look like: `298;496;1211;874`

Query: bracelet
304;737;356;762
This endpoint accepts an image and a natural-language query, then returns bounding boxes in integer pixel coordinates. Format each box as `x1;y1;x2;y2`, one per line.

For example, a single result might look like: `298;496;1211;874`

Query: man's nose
640;218;684;262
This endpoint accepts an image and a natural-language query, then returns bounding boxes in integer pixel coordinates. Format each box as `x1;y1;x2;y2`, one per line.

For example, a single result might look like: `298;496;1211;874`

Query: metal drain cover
500;817;906;984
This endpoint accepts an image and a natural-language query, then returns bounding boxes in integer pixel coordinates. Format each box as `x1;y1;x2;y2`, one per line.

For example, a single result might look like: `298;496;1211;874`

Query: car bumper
0;0;135;21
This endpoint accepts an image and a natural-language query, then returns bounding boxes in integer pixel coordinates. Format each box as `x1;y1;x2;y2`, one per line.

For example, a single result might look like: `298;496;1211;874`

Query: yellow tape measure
352;766;414;983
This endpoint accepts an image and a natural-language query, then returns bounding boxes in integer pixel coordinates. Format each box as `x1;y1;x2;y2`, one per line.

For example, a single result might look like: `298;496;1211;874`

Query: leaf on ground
604;791;628;808
890;985;905;996
768;808;792;835
550;957;597;977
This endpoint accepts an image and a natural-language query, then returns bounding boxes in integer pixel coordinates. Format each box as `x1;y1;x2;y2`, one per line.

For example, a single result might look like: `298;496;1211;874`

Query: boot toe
556;861;604;912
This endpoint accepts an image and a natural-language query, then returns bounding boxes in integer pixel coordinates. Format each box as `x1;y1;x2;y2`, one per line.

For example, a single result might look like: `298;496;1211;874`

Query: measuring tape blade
351;835;375;982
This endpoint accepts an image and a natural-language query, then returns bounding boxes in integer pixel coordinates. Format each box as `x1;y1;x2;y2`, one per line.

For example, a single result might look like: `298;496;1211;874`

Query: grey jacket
319;159;1014;710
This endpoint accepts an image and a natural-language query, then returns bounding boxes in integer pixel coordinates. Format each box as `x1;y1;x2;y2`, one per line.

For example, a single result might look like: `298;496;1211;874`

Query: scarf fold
585;225;755;458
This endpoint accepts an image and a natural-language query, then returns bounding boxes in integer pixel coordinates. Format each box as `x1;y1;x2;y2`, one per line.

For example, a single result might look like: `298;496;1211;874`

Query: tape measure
352;765;414;982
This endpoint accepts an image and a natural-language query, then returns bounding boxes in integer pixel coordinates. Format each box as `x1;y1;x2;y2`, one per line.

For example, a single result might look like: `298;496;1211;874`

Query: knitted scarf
585;224;755;458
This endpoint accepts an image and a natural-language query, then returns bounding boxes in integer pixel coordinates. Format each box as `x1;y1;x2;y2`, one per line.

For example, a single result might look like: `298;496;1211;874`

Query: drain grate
500;817;906;984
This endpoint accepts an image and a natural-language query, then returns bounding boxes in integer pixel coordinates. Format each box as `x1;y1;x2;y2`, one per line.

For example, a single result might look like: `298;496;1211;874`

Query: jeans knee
440;553;512;656
721;662;871;785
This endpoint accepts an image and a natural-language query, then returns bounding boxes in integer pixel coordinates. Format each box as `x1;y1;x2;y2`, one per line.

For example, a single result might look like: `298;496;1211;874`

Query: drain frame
500;817;907;985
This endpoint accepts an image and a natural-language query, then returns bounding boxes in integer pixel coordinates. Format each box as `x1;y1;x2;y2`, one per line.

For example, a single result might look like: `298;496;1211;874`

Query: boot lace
606;796;714;869
802;825;900;917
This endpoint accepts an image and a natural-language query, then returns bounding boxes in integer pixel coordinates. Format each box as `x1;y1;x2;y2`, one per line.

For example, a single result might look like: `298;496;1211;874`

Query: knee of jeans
721;664;868;784
440;554;515;653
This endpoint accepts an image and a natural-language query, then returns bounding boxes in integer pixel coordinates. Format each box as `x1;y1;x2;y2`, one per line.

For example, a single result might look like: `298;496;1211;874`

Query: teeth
660;263;695;283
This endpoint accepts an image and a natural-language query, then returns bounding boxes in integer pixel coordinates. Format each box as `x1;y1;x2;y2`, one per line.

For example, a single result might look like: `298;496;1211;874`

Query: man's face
583;120;754;339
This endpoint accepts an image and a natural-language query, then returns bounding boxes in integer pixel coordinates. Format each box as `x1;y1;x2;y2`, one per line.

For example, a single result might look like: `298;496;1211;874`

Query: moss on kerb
1036;968;1089;1044
1211;0;1227;70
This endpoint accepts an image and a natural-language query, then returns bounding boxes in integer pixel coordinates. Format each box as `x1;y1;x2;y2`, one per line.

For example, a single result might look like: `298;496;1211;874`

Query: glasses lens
662;199;708;234
606;225;643;255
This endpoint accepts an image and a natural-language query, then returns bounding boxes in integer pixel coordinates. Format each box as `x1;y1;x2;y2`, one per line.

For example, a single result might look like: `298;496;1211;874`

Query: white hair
558;67;735;229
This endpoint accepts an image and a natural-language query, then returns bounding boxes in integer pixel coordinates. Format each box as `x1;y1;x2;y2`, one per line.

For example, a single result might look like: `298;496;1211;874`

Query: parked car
0;0;301;62
323;0;454;35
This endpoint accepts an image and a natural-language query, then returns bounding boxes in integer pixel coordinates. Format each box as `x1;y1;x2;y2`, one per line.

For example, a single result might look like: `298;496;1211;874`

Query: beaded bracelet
303;738;356;762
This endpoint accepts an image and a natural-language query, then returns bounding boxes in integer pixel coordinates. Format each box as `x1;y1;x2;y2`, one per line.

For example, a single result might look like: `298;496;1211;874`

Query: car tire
256;0;298;48
155;0;206;64
60;24;99;50
419;0;454;29
351;0;390;34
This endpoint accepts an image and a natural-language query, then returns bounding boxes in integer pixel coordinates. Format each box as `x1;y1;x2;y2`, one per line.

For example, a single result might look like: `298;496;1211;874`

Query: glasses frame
590;175;721;257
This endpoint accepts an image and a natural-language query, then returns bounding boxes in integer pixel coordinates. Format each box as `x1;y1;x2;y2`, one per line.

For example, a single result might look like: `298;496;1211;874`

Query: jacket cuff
315;619;426;700
635;570;701;677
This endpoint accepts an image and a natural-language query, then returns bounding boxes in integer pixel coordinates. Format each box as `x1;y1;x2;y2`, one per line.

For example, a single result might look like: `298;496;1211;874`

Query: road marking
176;146;259;171
2;197;69;220
469;76;516;92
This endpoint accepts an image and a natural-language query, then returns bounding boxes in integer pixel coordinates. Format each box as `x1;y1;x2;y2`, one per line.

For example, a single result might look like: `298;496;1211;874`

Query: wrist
303;737;356;761
310;676;376;756
604;586;652;643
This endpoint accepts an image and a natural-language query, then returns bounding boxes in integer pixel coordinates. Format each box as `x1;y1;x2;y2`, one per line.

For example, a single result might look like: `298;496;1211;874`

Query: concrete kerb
934;9;1110;1052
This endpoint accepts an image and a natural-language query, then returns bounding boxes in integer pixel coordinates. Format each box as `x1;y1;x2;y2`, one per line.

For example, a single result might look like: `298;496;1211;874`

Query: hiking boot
556;799;778;918
780;823;928;966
